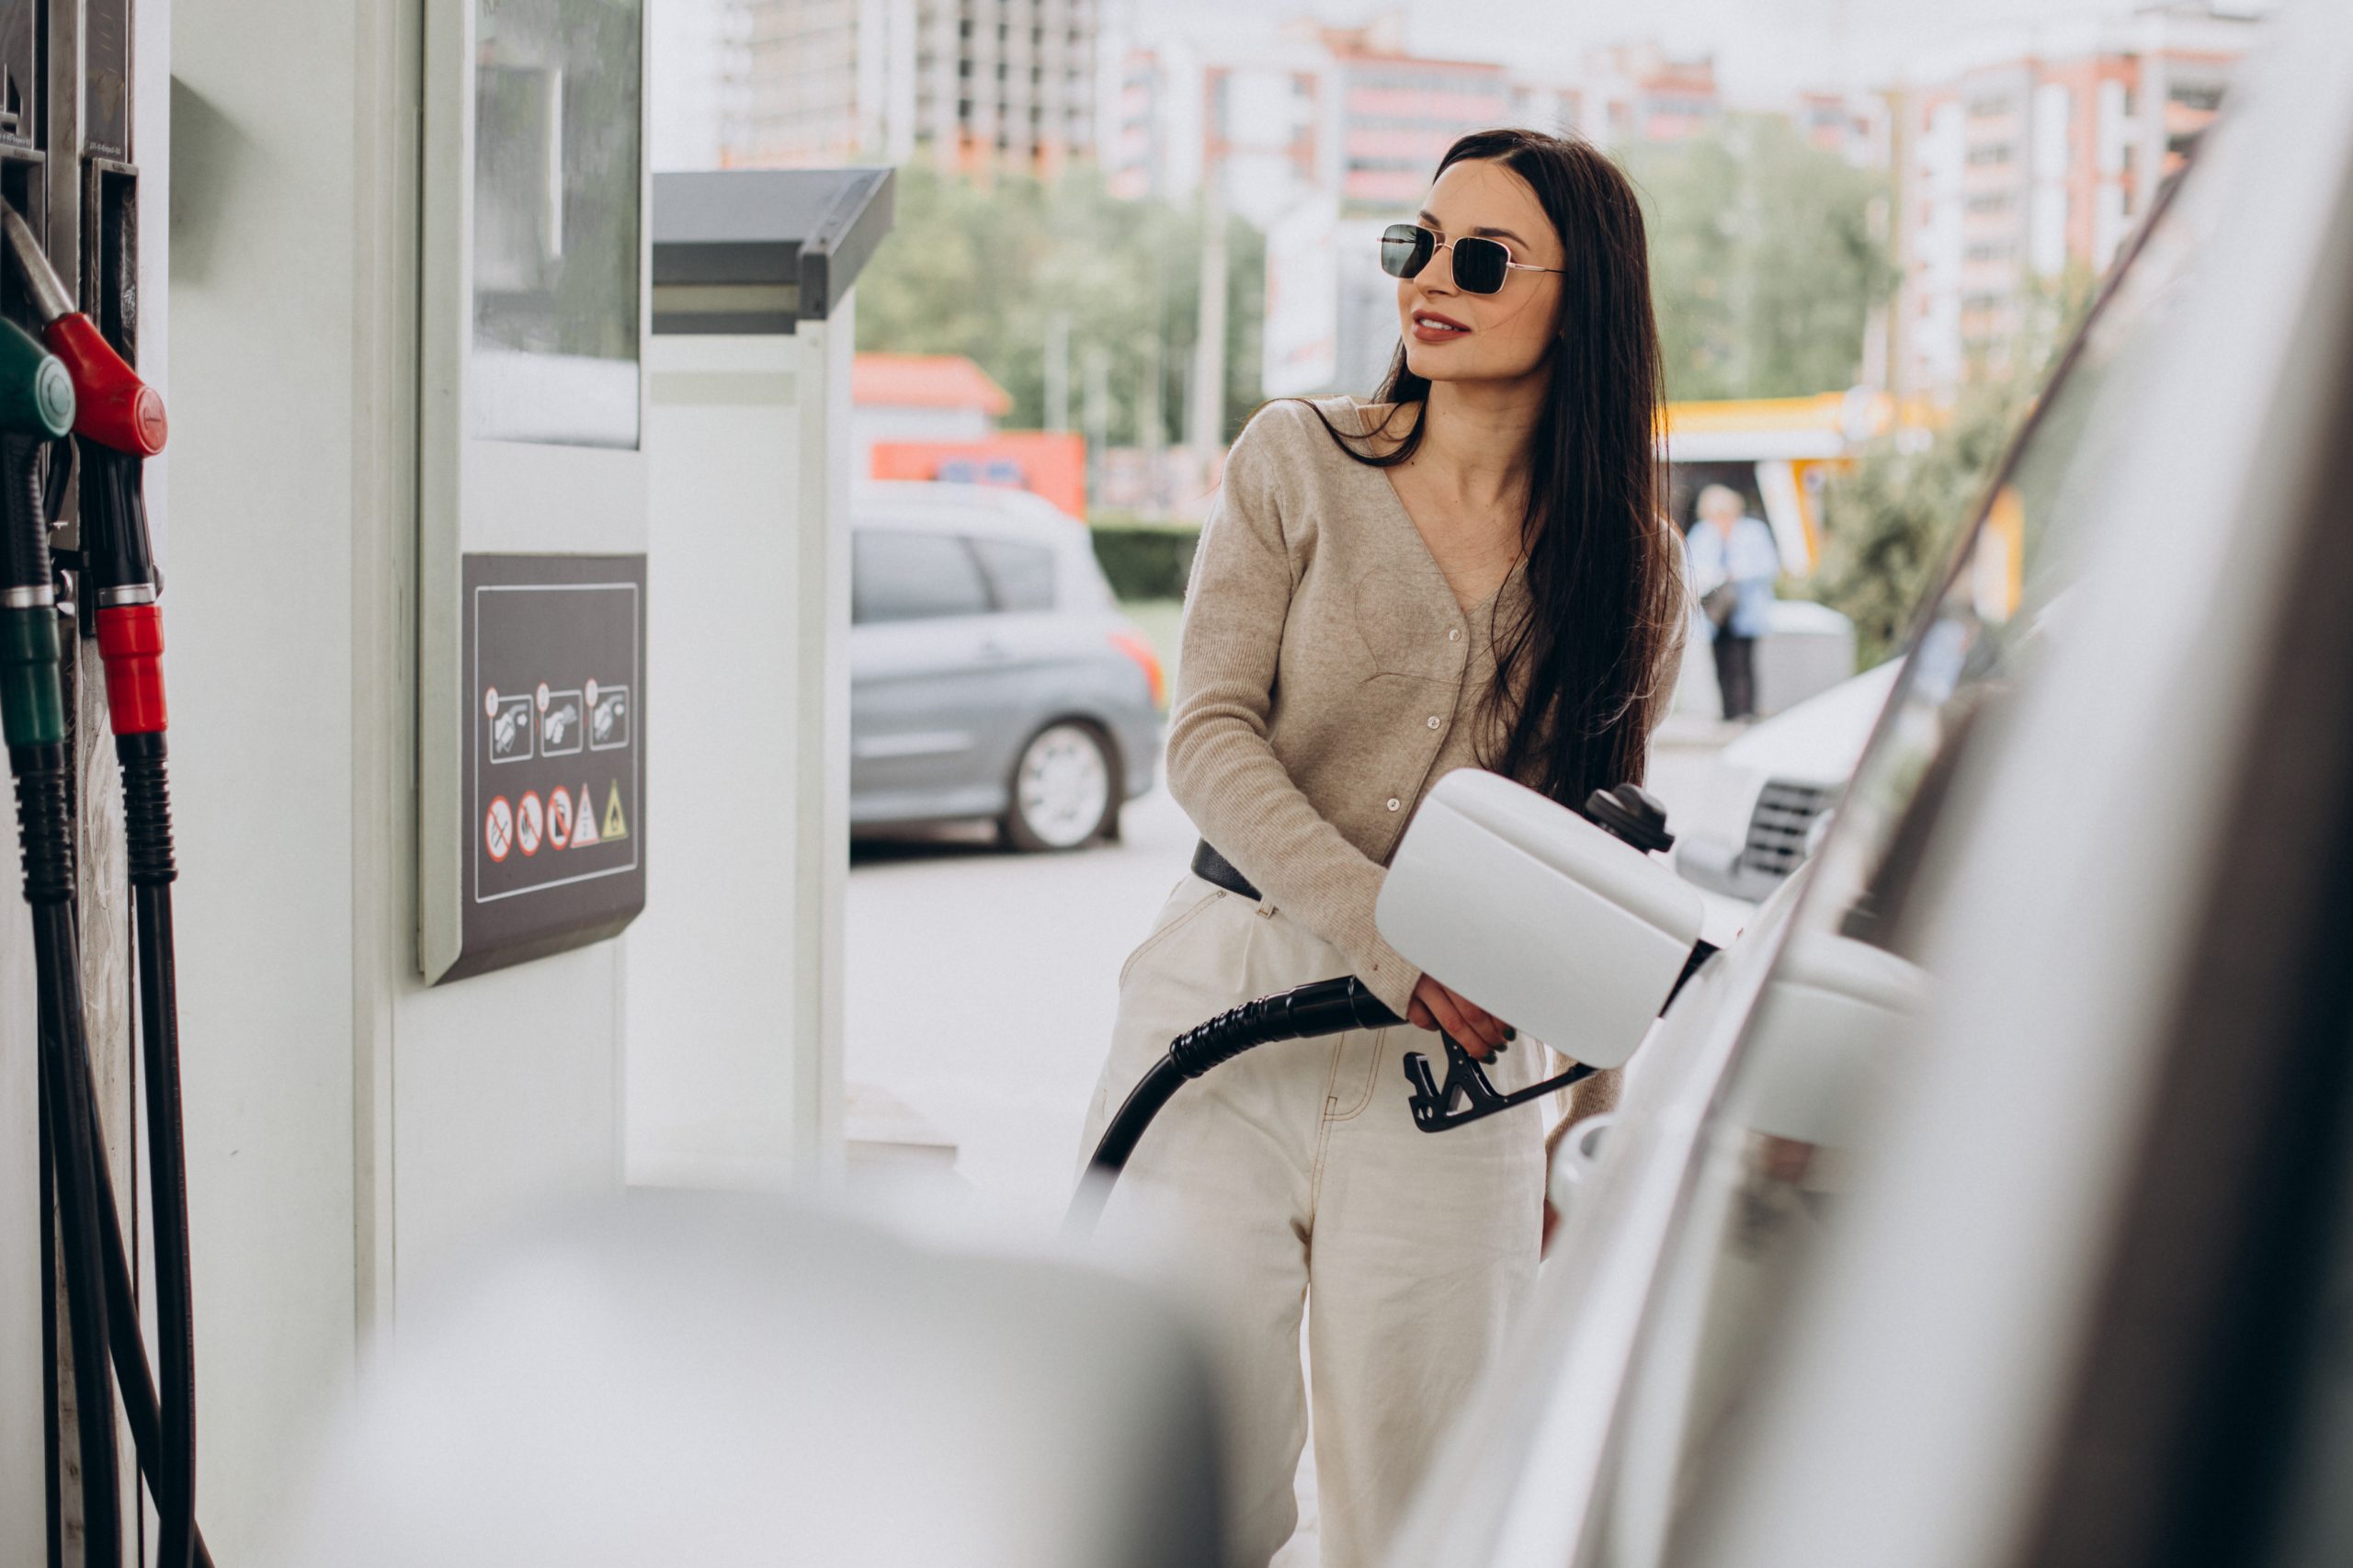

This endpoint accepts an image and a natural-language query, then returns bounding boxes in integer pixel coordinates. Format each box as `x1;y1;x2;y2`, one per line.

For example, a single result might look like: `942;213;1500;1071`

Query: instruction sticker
540;688;585;757
459;554;645;982
488;693;535;764
589;685;631;751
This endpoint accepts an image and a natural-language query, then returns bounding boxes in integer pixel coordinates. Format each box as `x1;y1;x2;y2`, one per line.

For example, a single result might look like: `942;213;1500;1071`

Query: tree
854;163;1267;446
1623;115;1901;403
1806;270;2094;667
1806;383;2031;668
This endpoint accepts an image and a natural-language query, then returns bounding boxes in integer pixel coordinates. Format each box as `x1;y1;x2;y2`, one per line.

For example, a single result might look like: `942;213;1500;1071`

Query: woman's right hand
1406;974;1513;1059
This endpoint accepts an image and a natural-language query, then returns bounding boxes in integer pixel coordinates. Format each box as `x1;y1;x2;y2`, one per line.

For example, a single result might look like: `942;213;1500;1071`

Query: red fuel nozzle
96;602;165;735
0;207;166;456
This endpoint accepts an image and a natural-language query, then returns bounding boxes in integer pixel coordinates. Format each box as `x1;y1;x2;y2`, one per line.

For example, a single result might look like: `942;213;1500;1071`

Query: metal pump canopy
651;168;895;337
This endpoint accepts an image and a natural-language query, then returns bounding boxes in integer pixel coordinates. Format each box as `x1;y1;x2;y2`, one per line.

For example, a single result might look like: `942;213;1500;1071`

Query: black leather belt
1191;839;1261;902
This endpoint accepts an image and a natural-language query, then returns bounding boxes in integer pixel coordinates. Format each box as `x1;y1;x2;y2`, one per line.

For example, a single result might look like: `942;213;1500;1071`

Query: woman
1080;129;1684;1568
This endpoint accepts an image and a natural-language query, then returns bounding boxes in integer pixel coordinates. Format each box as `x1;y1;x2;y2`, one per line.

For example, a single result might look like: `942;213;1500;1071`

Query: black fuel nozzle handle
1402;936;1720;1134
1404;1032;1597;1133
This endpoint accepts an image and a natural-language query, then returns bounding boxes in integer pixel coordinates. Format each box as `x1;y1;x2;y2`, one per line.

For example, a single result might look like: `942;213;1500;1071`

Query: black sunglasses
1379;222;1565;295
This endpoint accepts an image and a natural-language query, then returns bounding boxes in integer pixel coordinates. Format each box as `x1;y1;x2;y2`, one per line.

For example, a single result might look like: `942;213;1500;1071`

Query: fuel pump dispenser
1;202;205;1568
418;0;652;984
0;2;203;1555
1;197;214;1566
3;0;658;1553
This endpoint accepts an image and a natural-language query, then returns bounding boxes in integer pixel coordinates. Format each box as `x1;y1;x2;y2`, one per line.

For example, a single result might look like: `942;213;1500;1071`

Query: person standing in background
1686;483;1779;721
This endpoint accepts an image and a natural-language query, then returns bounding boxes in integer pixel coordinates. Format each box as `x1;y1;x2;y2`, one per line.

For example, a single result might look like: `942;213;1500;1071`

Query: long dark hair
1308;128;1681;809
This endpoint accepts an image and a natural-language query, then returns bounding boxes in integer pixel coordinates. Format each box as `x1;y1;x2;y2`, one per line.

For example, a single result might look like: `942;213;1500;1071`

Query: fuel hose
4;403;122;1568
4;285;211;1561
83;437;198;1568
1067;976;1402;1233
5;197;200;1564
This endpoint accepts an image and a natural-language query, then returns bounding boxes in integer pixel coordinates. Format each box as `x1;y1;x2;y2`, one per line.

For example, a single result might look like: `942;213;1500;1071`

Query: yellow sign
602;781;630;842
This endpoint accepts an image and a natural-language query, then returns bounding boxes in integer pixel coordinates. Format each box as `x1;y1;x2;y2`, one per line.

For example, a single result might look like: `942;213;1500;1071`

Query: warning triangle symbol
569;784;600;846
602;781;630;842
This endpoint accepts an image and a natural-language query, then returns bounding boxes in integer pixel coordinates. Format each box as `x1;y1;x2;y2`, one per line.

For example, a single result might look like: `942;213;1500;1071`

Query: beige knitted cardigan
1165;394;1583;1021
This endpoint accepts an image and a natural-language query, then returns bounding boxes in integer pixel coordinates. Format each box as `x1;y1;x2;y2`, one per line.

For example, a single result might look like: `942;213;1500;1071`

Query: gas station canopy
651;168;895;337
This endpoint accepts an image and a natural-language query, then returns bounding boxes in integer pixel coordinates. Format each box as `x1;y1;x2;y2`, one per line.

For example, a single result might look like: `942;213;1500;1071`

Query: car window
972;537;1058;613
852;529;992;624
1581;138;2230;1568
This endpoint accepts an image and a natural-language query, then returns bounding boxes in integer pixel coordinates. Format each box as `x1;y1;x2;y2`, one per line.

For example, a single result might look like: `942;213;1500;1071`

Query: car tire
1002;721;1119;852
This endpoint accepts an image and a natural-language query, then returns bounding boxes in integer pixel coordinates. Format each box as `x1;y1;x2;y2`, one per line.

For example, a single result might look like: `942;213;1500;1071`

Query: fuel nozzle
0;316;74;442
0;206;168;734
0;318;71;749
0;205;165;457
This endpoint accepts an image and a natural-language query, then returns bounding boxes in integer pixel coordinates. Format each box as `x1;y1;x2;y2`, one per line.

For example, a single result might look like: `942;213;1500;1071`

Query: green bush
1090;520;1199;603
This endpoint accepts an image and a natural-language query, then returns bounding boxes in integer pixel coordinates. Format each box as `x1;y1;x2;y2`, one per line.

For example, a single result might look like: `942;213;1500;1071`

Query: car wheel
1003;722;1117;852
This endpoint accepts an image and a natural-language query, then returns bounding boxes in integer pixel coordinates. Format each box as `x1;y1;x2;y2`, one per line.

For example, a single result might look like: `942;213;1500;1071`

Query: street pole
1188;179;1229;454
1044;309;1071;432
1144;236;1167;461
1083;343;1108;508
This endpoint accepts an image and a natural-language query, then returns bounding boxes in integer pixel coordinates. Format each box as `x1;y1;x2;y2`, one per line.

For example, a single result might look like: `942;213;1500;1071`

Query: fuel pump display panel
449;552;645;981
471;0;642;450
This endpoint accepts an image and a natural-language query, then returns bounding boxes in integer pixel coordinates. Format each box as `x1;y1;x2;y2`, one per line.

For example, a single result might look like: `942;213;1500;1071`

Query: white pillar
626;299;850;1189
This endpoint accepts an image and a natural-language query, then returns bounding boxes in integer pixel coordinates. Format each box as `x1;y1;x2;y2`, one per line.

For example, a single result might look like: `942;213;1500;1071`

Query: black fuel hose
77;1051;218;1568
17;748;122;1568
1068;977;1402;1231
120;728;196;1568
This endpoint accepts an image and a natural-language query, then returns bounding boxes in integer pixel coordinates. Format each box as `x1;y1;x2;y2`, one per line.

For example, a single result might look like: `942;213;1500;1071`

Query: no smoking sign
483;796;515;863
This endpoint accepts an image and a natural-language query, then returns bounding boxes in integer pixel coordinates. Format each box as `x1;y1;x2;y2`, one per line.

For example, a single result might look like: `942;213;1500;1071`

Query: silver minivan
849;482;1164;850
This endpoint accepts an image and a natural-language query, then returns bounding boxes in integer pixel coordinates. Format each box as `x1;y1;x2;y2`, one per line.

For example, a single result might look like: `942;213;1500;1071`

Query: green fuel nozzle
0;317;71;747
0;317;72;440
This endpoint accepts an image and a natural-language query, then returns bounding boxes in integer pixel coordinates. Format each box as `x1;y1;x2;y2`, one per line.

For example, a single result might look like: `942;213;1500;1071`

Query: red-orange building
853;352;1087;518
868;433;1088;520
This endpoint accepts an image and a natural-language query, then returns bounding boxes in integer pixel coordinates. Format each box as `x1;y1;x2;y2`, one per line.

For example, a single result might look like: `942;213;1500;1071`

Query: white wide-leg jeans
1081;874;1549;1568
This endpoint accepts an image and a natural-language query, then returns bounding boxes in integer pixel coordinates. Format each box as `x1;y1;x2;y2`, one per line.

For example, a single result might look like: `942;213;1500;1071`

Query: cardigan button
1385;798;1401;812
1447;628;1461;642
1427;715;1441;729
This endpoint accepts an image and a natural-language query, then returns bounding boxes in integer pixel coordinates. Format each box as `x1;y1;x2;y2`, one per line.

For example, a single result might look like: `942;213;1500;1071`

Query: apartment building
1320;18;1515;210
1103;17;1335;228
1897;1;2258;393
1580;40;1722;147
723;0;1098;176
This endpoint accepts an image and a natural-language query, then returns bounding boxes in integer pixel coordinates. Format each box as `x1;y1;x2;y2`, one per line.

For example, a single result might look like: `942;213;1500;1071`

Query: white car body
1674;660;1899;903
1391;5;2353;1565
